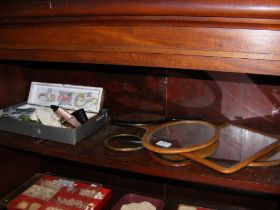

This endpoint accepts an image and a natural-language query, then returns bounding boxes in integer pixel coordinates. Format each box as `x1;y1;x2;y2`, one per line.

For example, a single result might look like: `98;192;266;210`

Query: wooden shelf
0;124;279;196
1;0;280;19
1;1;280;76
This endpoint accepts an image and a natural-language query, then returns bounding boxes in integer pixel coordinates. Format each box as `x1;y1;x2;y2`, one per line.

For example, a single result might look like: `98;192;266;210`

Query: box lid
27;82;104;113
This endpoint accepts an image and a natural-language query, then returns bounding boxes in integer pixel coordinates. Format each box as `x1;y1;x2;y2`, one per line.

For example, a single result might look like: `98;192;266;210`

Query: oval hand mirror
140;120;219;154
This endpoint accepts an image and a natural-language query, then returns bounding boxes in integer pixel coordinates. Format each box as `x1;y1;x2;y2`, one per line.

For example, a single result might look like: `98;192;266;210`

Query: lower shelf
0;148;279;210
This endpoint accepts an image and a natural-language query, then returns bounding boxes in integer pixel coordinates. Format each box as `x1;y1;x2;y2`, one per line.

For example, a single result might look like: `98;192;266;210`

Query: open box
0;82;108;145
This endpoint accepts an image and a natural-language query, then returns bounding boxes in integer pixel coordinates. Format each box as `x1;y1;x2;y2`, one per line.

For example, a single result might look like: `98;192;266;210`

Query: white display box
0;82;108;145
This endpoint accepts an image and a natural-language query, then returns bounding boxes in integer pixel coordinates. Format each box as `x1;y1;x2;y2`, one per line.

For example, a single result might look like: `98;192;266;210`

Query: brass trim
104;134;143;152
249;146;280;167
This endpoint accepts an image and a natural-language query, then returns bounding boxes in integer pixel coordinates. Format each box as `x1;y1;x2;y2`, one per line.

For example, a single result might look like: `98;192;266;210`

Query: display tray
0;173;111;210
112;193;164;210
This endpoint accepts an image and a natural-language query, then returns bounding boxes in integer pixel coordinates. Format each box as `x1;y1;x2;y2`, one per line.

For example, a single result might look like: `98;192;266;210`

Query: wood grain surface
1;1;280;75
1;0;280;19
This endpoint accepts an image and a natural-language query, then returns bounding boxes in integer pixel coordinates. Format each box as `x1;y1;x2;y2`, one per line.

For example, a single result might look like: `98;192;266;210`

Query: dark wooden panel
0;62;167;119
0;63;30;108
1;50;280;76
1;62;280;127
167;70;280;131
0;147;46;198
1;22;280;75
1;25;280;57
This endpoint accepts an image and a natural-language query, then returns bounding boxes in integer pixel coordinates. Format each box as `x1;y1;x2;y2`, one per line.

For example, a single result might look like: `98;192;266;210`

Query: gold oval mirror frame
141;120;220;154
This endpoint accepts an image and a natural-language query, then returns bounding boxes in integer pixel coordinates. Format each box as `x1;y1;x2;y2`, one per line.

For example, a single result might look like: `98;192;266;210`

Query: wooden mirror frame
140;120;220;154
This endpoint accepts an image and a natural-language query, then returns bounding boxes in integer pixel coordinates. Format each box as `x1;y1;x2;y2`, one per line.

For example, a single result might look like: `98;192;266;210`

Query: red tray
112;193;164;210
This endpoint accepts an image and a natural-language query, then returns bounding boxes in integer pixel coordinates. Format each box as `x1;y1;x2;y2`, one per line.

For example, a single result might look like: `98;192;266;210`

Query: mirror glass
205;124;278;167
147;121;216;149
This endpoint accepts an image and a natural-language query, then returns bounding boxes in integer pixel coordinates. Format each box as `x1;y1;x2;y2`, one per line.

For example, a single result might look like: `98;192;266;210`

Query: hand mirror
180;123;280;174
140;120;219;154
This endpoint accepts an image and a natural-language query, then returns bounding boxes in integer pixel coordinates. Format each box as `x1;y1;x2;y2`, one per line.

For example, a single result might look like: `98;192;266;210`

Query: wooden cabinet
0;1;279;209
